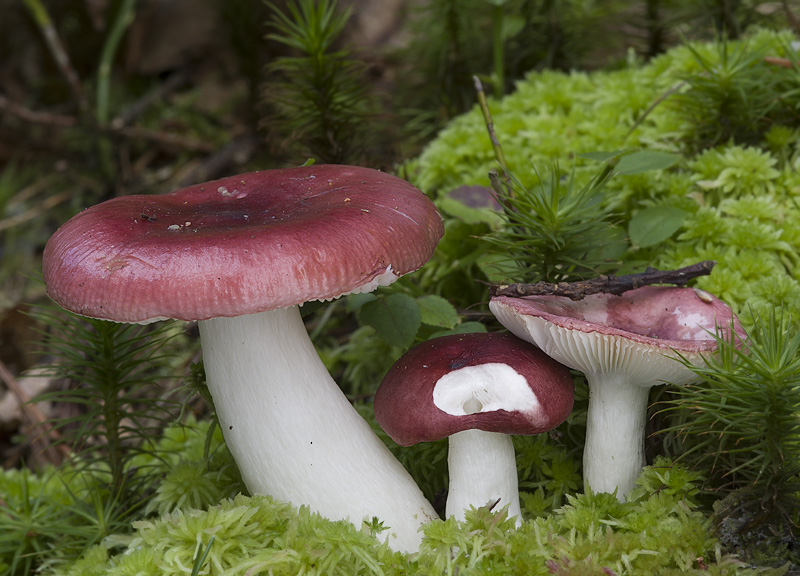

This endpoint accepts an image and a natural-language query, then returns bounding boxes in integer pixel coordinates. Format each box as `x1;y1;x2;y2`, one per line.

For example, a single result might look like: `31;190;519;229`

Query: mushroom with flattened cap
374;332;574;522
43;164;443;552
489;285;746;501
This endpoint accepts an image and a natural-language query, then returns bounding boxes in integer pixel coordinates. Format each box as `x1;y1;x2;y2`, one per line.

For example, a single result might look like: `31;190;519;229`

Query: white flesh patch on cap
672;306;717;340
433;363;539;416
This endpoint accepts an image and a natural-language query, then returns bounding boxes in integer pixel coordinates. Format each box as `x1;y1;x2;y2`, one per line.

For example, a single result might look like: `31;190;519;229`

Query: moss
410;28;800;329
52;458;780;576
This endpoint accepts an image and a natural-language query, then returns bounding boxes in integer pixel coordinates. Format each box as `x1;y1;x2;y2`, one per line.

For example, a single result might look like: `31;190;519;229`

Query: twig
22;0;88;112
114;126;216;153
0;359;70;465
111;69;190;129
623;80;686;144
7;175;60;206
0;96;214;153
474;75;517;219
764;56;794;69
0;94;77;128
473;75;510;176
0;189;73;233
490;261;716;300
177;131;259;187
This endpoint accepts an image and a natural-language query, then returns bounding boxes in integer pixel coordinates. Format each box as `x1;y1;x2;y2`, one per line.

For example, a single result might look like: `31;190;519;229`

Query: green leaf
578;149;680;174
578;149;633;163
417;295;459;329
614;150;680;175
437;195;502;226
346;292;376;313
359;294;420;348
628;206;688;248
502;14;525;41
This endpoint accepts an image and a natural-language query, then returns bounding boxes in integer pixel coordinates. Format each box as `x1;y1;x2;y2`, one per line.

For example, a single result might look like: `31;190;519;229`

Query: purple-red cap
43;165;444;323
374;332;574;446
490;286;747;386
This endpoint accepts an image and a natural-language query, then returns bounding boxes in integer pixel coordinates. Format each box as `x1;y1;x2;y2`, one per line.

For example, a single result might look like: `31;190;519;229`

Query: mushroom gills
433;363;541;417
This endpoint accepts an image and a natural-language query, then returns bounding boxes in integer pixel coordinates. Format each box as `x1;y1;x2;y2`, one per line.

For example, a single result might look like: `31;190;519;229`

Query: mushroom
42;164;443;552
489;285;745;501
373;332;574;522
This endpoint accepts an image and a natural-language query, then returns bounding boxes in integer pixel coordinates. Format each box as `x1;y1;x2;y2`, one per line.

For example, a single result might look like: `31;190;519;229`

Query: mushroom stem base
446;429;521;523
199;306;437;552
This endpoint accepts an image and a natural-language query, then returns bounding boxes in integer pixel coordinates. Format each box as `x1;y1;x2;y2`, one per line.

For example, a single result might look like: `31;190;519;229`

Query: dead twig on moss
490;261;716;300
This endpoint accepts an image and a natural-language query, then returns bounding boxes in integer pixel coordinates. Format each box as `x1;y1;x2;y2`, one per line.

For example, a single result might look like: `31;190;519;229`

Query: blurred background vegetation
2;0;796;378
2;0;800;574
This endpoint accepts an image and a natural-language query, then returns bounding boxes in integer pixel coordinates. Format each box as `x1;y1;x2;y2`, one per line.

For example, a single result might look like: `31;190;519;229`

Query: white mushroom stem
446;429;522;524
582;374;651;500
198;306;437;553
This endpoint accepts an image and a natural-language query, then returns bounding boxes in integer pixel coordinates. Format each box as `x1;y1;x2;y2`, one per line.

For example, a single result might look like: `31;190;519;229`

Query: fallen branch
0;188;73;233
0;94;77;128
0;95;214;153
490;261;716;300
0;359;70;466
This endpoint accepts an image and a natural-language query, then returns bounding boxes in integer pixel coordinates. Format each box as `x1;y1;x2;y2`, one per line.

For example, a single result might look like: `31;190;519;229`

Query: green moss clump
58;494;410;576
408;28;800;329
0;418;243;575
140;417;245;516
53;458;787;576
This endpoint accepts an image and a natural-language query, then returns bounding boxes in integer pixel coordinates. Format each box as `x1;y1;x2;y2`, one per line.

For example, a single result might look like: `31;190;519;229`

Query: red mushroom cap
493;286;743;350
374;332;574;446
490;285;747;386
43;165;444;322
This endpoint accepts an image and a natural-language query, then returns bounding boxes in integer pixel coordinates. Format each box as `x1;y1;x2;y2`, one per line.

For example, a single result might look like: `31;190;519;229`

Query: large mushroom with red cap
42;164;443;552
374;332;574;522
489;285;746;501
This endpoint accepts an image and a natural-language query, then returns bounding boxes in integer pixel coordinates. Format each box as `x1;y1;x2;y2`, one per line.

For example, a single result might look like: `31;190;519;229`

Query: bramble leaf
358;294;421;348
417;295;459;329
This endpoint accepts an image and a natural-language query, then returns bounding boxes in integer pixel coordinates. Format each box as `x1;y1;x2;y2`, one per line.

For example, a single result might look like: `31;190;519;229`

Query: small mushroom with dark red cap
489;285;746;501
374;332;574;522
42;164;443;552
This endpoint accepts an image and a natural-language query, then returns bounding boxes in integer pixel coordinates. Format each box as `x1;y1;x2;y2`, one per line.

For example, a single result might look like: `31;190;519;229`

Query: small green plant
0;466;131;576
660;310;800;562
33;308;180;499
0;417;240;576
474;80;679;284
262;0;378;164
0;307;185;574
484;164;623;283
141;417;244;517
669;36;799;152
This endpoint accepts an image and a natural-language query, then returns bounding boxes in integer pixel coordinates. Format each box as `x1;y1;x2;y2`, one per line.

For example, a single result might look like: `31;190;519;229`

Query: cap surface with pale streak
43;165;444;322
374;332;574;446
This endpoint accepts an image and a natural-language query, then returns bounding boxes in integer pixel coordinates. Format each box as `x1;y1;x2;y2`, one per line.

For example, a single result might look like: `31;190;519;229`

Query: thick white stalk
582;375;651;501
199;306;437;552
446;429;521;523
